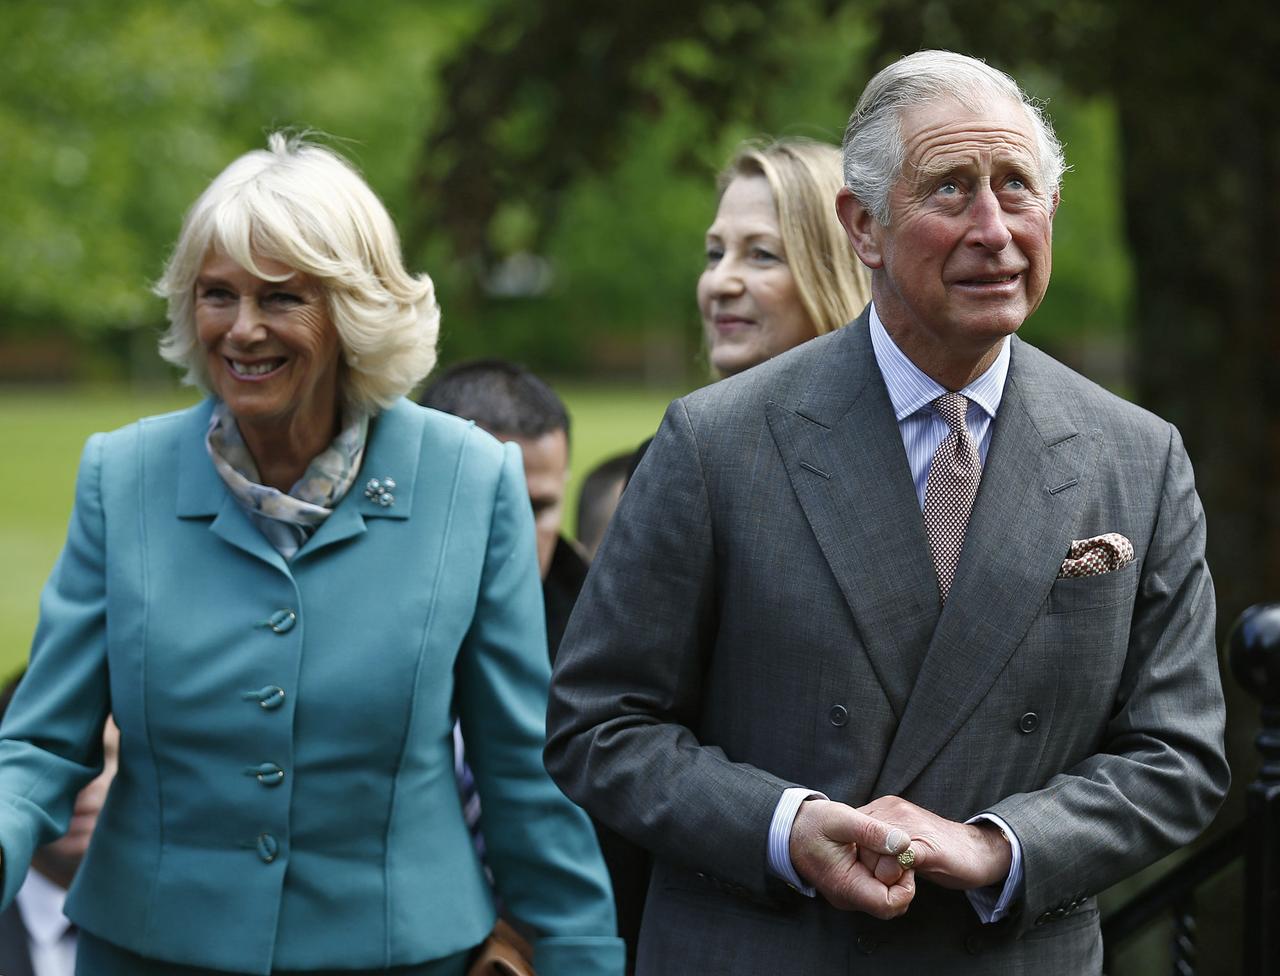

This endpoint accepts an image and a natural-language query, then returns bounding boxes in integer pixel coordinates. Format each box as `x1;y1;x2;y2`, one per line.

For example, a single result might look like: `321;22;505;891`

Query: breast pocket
1048;561;1138;615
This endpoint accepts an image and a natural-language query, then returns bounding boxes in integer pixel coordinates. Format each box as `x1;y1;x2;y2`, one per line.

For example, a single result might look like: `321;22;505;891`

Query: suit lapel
295;398;422;562
873;339;1099;796
174;400;288;572
767;319;940;719
175;398;424;570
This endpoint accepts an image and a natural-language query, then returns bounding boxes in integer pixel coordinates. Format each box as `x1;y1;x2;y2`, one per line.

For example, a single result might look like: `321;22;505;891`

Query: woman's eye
704;247;724;265
749;247;780;263
264;291;302;307
200;287;234;302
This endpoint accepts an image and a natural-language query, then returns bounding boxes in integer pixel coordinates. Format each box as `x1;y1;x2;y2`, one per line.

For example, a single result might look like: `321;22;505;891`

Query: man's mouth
957;273;1020;286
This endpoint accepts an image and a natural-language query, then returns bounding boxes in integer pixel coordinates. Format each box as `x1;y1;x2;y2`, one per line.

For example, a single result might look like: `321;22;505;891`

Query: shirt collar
16;869;71;946
868;303;1010;421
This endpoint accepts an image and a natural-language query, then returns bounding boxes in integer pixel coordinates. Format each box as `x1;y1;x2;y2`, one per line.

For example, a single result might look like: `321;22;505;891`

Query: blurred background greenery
3;1;1274;971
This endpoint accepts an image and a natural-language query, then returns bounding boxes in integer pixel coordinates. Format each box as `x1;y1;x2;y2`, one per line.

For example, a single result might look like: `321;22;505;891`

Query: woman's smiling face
697;175;818;378
194;249;342;435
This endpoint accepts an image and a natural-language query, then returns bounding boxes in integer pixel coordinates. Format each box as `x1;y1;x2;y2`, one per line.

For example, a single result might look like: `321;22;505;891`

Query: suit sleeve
545;400;796;900
985;423;1229;932
0;434;112;908
454;441;624;976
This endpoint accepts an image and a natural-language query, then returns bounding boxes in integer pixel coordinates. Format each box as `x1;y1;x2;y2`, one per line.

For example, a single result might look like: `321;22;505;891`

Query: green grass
0;381;684;674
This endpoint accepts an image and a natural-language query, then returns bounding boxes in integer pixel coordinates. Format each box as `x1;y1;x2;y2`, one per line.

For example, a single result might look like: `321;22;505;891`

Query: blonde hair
718;137;871;334
155;132;439;413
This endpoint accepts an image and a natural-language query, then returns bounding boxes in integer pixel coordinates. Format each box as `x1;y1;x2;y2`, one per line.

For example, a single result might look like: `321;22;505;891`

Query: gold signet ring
896;848;916;868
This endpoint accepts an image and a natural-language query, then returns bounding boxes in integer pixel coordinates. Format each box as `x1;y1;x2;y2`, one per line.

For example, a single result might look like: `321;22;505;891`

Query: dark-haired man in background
420;358;587;660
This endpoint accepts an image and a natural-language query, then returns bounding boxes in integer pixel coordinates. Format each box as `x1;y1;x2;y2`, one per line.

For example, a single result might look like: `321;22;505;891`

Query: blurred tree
413;0;1130;377
0;0;482;368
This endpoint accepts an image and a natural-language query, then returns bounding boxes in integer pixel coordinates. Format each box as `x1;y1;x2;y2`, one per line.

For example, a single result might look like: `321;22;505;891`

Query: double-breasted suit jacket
0;398;621;975
546;313;1229;974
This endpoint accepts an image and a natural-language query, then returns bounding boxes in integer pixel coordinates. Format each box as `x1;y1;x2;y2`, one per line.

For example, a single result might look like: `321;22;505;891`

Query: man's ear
1049;188;1060;219
836;187;884;270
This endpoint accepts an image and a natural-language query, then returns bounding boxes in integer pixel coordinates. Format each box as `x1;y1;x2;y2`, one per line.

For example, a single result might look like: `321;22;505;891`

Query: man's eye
937;181;959;196
1006;177;1028;191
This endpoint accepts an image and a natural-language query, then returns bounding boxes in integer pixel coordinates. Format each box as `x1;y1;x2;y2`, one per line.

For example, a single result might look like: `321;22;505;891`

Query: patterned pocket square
1058;533;1135;578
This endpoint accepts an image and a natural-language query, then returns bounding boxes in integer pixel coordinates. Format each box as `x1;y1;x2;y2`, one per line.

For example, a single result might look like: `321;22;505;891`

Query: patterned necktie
923;392;982;602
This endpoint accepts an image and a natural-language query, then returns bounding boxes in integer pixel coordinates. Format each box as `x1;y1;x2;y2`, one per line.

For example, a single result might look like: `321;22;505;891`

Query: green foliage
2;0;1135;383
0;0;484;338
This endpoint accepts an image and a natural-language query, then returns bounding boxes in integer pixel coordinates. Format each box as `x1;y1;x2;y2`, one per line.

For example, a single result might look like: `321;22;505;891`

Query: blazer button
828;704;850;727
964;932;985;955
266;609;297;634
257;833;279;863
242;686;286;710
247;762;285;787
1018;712;1040;733
854;935;878;956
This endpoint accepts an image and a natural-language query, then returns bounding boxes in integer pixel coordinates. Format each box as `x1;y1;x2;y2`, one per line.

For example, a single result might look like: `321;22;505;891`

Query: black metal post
1228;603;1280;975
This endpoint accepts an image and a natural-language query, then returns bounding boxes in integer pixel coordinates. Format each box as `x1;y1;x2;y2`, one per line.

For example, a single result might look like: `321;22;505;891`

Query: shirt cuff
964;813;1023;923
767;787;828;896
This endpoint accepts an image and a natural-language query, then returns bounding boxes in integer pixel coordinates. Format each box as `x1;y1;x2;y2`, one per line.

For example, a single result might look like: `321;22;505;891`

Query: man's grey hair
842;50;1066;224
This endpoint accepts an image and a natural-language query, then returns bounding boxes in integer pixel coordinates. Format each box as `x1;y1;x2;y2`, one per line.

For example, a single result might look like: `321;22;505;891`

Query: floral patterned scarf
205;400;369;560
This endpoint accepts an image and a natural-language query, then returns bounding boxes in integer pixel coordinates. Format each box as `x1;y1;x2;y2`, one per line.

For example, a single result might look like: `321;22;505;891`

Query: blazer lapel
175;398;425;570
294;398;423;562
874;339;1099;796
173;400;287;573
767;319;940;719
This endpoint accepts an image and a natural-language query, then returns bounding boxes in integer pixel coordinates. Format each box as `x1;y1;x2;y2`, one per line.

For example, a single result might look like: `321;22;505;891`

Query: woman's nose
707;256;745;295
226;297;267;343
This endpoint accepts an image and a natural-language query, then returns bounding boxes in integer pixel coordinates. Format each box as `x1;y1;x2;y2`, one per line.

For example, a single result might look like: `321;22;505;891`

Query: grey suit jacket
545;313;1229;975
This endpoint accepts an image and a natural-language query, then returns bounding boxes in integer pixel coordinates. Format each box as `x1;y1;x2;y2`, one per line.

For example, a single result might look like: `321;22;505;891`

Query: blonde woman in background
699;137;871;377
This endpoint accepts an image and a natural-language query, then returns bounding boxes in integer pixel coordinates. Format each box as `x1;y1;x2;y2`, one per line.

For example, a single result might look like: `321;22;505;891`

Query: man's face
840;95;1057;368
510;429;569;580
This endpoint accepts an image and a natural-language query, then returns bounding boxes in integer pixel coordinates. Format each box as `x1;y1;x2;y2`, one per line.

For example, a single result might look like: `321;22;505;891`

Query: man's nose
967;186;1013;251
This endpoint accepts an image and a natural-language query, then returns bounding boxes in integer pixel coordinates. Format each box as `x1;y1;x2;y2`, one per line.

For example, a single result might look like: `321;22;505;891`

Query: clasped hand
788;796;1012;919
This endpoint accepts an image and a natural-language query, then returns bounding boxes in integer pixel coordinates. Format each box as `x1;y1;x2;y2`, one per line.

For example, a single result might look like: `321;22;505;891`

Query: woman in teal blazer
0;134;622;976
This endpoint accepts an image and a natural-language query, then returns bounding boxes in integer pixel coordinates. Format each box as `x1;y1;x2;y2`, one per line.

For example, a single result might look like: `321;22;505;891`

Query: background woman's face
194;250;342;434
697;175;818;378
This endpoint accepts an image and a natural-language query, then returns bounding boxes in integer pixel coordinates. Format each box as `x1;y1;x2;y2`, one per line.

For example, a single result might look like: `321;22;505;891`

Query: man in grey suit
545;50;1230;974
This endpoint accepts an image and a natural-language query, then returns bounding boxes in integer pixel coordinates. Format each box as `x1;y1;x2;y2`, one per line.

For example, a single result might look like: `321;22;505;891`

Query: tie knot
933;391;970;435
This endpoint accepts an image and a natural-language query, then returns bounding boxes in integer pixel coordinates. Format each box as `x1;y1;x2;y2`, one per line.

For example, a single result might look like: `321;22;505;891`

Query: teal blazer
0;398;623;975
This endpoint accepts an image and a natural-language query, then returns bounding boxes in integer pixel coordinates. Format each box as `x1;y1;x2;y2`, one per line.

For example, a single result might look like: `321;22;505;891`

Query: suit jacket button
855;935;877;955
964;932;984;955
257;833;279;863
248;762;285;787
1018;711;1040;733
267;609;297;634
828;704;849;727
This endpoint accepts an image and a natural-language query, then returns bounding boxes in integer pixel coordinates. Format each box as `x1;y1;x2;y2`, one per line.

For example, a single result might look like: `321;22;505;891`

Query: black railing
1101;602;1280;975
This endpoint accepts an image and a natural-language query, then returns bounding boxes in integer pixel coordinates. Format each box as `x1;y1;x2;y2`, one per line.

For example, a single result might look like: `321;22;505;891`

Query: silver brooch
364;477;396;507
